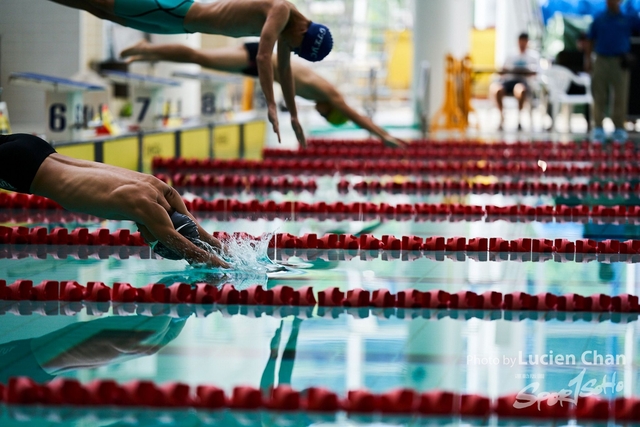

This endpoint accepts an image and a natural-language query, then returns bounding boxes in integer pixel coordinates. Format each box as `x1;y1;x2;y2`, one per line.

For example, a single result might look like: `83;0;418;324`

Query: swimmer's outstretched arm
326;89;407;148
277;39;306;147
257;1;292;144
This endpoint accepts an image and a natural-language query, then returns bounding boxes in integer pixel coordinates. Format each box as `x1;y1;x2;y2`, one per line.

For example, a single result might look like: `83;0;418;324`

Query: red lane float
3;376;638;422
158;173;317;192
2;243;639;264
5;193;640;226
3;226;640;259
306;138;636;152
151;157;640;178
0;226;145;246
0;279;639;316
264;145;640;162
345;178;638;198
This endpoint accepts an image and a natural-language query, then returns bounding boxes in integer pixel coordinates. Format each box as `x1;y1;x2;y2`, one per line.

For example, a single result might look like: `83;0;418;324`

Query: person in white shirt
491;32;539;131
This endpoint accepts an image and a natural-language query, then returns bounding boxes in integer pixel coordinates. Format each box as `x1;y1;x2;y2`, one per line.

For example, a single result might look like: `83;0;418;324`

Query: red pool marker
231;386;263;410
218;284;240;305
43;379;87;406
138;283;169;303
534;292;558;311
480;291;503;310
112;282;138;303
395;289;425;308
168;283;192;304
575;396;609;421
376;389;417;414
6;280;33;301
503;292;534;311
305;387;340;412
269;386;301;411
6;377;42;405
317;287;345;307
239;285;265;305
197;385;226;409
460;394;491;418
370;289;396;308
614;397;640;422
192;283;219;305
85;281;111;302
158;382;193;407
264;285;294;306
418;391;457;415
32;280;60;301
289;286;315;306
346;390;377;413
424;290;450;309
344;289;370;307
611;294;639;312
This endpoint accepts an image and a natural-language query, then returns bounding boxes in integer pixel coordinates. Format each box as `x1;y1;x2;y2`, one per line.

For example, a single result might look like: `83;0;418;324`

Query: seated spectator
491;32;539;131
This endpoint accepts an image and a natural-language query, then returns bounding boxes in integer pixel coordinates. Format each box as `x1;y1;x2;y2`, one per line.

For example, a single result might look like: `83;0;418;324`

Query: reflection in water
0;316;187;385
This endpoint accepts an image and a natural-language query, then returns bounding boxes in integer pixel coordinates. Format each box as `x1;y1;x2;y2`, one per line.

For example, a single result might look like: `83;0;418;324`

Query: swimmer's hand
383;135;408;149
291;116;306;148
207;253;231;269
188;251;231;269
268;105;281;143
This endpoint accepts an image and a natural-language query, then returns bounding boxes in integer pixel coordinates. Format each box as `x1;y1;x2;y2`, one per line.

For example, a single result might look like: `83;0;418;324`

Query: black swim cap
153;211;200;260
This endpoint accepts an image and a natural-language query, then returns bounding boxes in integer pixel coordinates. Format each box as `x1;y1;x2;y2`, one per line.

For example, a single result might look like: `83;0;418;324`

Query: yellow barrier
213;125;241;159
142;133;175;173
431;54;476;132
104;137;139;170
56;143;95;161
180;128;210;160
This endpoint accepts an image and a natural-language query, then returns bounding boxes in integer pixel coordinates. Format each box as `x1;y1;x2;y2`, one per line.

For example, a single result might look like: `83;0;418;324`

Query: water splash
221;231;276;273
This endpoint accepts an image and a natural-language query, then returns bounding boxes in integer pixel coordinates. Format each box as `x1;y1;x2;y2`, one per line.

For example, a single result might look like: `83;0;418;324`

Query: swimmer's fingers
211;236;231;257
268;106;281;143
208;252;231;269
383;136;408;149
122;55;145;64
291;117;306;148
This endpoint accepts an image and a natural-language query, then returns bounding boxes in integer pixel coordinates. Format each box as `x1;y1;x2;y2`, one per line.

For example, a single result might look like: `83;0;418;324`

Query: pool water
1;168;639;426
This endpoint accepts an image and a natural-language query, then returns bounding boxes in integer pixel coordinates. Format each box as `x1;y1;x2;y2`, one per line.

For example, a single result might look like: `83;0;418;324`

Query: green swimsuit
114;0;195;34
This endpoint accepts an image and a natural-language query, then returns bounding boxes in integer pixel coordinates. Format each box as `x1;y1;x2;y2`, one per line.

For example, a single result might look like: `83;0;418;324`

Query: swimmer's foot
121;40;154;62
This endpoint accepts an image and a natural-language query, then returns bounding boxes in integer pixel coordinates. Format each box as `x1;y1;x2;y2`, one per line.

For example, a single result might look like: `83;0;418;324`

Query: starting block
172;71;243;121
9;72;106;141
102;71;181;130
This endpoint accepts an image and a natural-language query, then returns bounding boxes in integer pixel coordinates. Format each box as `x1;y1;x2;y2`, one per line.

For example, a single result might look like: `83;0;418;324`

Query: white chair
541;64;592;132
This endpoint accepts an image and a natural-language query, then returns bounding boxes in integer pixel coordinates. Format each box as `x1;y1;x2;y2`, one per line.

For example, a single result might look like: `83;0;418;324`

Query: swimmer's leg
260;320;284;396
48;0;125;25
278;318;302;385
122;41;251;74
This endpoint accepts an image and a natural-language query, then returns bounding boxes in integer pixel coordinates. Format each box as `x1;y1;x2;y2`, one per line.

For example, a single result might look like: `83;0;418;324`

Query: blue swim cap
295;22;333;62
153;212;200;260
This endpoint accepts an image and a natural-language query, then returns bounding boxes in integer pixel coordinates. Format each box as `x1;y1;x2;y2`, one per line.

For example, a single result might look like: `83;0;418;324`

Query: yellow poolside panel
243;121;266;160
470;28;496;99
142;133;176;173
385;29;413;90
180;128;210;160
56;143;94;161
103;137;139;170
213;124;240;159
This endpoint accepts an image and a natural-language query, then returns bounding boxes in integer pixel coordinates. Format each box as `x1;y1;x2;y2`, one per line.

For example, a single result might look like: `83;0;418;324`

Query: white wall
0;0;82;131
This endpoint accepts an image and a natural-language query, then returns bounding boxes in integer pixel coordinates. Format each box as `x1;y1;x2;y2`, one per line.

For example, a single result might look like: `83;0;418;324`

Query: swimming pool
1;139;639;426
